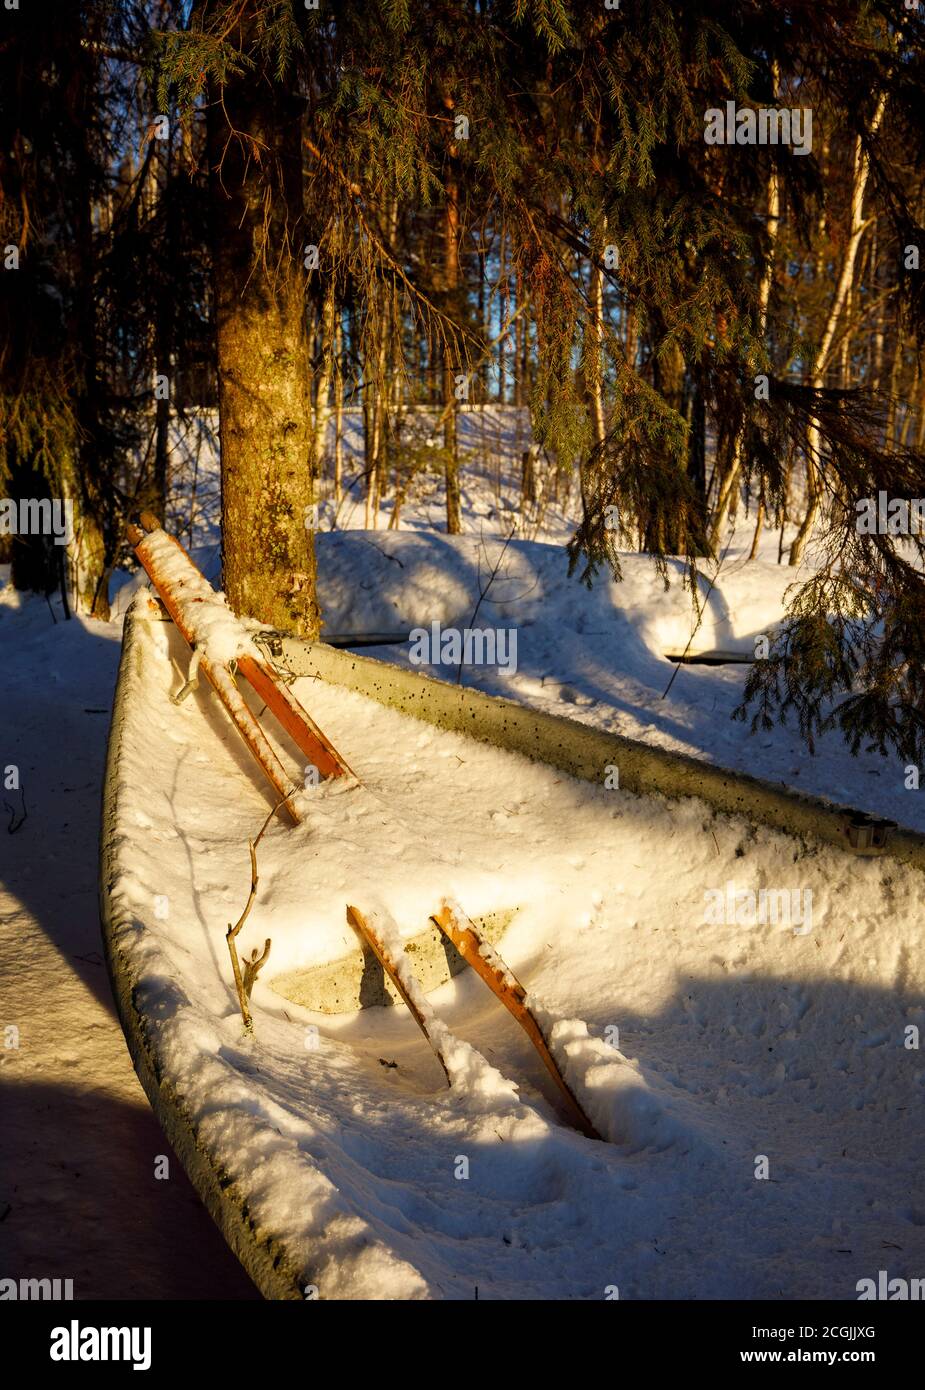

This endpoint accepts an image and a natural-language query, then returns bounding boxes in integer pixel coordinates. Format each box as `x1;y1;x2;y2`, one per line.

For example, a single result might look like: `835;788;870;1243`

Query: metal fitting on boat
846;814;896;854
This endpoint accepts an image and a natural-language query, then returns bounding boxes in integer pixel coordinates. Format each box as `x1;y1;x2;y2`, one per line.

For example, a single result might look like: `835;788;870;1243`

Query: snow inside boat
101;597;925;1300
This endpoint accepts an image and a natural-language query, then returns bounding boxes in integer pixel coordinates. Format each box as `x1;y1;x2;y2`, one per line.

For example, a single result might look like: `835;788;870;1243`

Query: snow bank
313;530;923;836
530;1001;708;1156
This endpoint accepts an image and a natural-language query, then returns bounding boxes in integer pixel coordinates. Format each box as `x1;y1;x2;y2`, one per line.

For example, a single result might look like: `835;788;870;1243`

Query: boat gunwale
276;638;925;870
99;609;308;1300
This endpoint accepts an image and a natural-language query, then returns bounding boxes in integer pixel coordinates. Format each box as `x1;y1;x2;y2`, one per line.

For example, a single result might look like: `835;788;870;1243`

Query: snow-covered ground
153;405;918;831
0;591;258;1298
3;416;924;1299
309;529;922;831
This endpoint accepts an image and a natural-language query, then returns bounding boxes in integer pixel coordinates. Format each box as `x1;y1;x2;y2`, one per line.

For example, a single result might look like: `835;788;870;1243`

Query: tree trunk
442;129;462;534
512;270;522;408
311;247;338;484
625;301;637;369
688;379;707;511
68;58;111;618
869;227;884;391
498;233;507;405
884;312;902;447
519;285;530;410
206;3;318;636
365;279;388;529
900;360;920;450
646;334;685;551
333;317;344;504
586;125;607;454
7;465;57;595
711;125;780;554
789;95;886;566
153;127;174;521
748;496;765;560
586;234;607;451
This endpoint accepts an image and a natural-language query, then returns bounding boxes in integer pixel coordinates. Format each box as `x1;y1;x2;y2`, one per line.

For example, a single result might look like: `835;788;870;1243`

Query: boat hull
101;606;925;1298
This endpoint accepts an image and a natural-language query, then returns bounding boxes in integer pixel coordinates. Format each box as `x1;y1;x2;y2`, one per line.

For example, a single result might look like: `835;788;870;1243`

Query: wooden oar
236;654;353;780
432;900;601;1140
346;905;452;1086
127;521;301;822
128;514;353;820
136;512;353;781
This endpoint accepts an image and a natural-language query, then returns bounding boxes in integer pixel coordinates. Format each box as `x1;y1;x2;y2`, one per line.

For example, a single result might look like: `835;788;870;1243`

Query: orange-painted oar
347;905;452;1086
127;520;302;823
432;900;601;1140
236;655;353;780
133;514;353;783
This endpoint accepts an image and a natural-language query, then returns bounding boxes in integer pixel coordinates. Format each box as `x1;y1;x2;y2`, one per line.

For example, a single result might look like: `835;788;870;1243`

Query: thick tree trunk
625;301;637;369
74;379;110;620
749;495;766;560
206;6;318;636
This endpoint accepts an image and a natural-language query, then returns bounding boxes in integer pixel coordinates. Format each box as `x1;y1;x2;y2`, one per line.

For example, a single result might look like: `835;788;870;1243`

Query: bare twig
661;523;737;701
456;523;519;686
242;939;271;997
225;794;290;1033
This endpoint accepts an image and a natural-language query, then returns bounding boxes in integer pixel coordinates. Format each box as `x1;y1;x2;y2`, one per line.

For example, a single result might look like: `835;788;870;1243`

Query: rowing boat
100;525;925;1300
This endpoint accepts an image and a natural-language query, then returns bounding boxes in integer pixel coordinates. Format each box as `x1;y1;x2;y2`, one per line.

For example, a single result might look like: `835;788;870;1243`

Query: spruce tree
7;0;925;767
161;1;320;633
